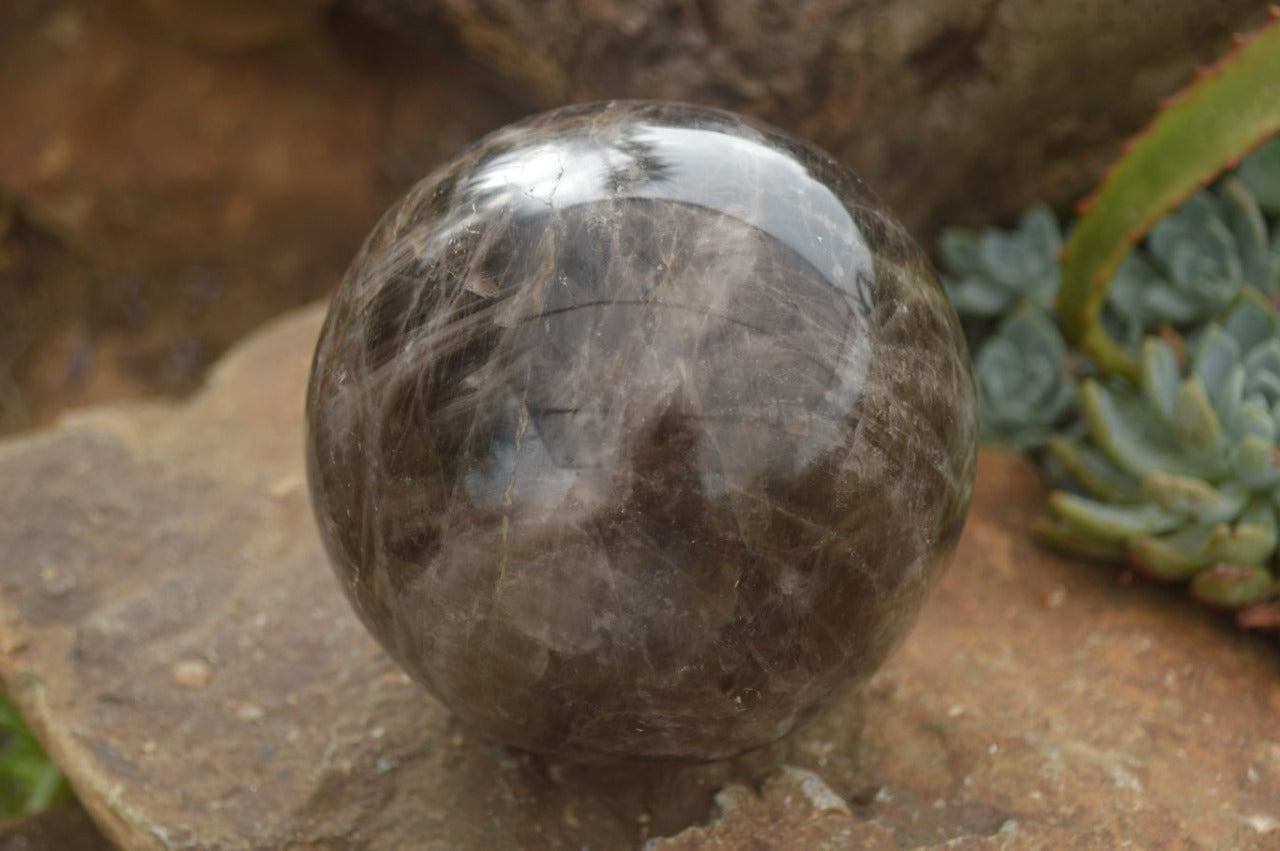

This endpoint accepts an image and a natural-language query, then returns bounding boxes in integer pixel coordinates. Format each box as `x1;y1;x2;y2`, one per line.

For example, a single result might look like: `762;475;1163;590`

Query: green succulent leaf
1202;500;1278;564
1127;524;1216;581
1191;325;1242;389
1237;433;1280;489
1079;380;1216;478
1237;135;1280;215
1222;291;1278;351
1141;472;1246;521
1140;337;1182;423
940;204;1063;320
938;228;982;274
1190;562;1275;608
1047;436;1144;502
1171;377;1225;454
1243;339;1280;402
948;276;1015;318
1217;176;1272;291
1033;517;1127;561
1049;491;1182;541
974;306;1077;448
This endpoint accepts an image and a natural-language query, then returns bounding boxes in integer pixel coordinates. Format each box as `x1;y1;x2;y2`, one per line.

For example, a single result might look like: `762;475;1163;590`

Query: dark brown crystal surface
305;101;977;762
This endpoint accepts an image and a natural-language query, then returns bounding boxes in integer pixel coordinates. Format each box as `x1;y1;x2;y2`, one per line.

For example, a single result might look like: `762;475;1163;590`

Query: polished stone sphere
306;101;977;762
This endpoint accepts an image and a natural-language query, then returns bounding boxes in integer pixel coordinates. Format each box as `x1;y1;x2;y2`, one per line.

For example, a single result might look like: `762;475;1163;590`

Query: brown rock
348;0;1269;235
1;305;1278;849
0;803;115;851
0;0;519;430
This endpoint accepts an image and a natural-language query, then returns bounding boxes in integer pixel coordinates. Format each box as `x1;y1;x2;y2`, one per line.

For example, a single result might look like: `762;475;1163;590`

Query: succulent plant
1038;291;1280;615
942;137;1280;453
939;203;1062;320
1104;179;1274;337
972;306;1078;449
1238;136;1280;217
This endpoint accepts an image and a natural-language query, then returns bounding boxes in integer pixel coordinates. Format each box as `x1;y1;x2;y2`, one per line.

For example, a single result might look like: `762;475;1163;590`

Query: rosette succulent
1105;179;1274;337
1039;292;1280;613
973;306;1077;449
939;203;1062;321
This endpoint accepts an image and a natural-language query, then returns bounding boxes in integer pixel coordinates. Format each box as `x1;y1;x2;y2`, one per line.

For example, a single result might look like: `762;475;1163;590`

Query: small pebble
171;659;213;689
237;703;264;722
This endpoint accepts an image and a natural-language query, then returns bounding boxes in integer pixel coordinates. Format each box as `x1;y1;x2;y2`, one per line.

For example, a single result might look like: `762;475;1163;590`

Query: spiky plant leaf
1056;9;1280;356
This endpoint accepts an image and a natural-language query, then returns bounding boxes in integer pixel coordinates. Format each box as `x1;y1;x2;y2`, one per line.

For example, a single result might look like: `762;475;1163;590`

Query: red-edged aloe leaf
1056;8;1280;363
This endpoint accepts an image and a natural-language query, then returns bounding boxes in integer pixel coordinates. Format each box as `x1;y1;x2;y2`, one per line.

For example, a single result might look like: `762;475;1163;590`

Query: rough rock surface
0;804;114;851
0;0;518;430
0;305;1278;849
348;0;1270;236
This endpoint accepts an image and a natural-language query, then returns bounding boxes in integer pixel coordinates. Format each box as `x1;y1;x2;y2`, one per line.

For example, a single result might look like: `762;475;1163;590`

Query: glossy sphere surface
306;101;977;761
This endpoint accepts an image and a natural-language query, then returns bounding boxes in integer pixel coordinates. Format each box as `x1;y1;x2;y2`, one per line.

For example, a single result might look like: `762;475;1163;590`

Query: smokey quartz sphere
306;101;977;762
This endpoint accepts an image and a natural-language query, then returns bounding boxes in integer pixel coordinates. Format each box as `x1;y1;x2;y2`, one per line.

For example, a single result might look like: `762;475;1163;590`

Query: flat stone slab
1;305;1278;849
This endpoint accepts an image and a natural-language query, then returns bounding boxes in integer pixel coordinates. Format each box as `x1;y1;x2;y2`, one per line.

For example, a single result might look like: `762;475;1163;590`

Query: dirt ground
0;0;521;434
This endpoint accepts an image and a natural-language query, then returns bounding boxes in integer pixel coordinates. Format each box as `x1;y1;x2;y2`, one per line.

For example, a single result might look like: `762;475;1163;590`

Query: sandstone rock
1;305;1278;849
0;804;114;851
347;0;1270;235
0;0;518;428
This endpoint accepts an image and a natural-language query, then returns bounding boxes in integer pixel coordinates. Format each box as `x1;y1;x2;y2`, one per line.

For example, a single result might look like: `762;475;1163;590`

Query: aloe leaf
1203;500;1278;564
1191;562;1275;608
1049;491;1181;541
1142;472;1247;521
1127;523;1216;580
1079;380;1213;477
1047;436;1144;502
1056;11;1280;357
1141;337;1181;423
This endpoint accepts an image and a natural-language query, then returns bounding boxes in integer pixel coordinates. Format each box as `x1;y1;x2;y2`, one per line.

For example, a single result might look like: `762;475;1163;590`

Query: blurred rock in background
347;0;1269;233
0;0;1268;431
